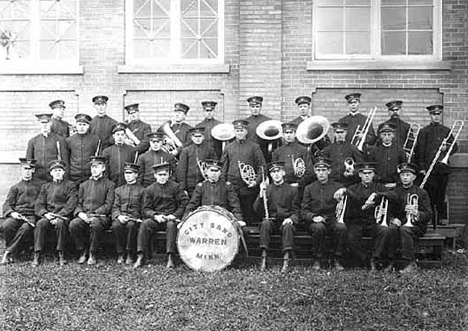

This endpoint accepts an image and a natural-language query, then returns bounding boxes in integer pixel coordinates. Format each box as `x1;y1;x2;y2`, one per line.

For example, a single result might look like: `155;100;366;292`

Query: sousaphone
296;115;330;145
211;123;236;151
256;120;283;154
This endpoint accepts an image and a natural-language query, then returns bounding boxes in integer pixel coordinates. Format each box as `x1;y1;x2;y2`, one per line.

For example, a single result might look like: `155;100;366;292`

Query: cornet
374;198;388;227
403;194;419;227
351;106;377;151
336;196;347;224
291;155;305;178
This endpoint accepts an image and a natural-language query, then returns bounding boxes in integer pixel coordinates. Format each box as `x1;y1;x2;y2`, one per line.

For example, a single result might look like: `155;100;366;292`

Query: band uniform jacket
143;180;188;220
26;133;69;182
127;119;152;153
90;114;118;151
176;142;217;193
102;144;137;187
3;178;43;218
339;112;377;146
253;182;300;225
321;141;364;184
184;179;243;221
195;118;222;157
50;117;70;138
35;180;78;219
366;143;407;184
111;182;145;220
74;176;115;217
301;180;344;226
272;141;308;184
290;116;308;126
66;132;100;183
137;149;177;187
377;117;410;148
221;139;266;195
345;181;390;224
417;122;458;175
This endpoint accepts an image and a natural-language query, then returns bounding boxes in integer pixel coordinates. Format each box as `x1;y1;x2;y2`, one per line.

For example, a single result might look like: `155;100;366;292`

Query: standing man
49;99;71;138
254;161;300;273
244;96;275;161
125;103;152;153
301;157;347;271
69;156;115;265
90;95;118;151
158;102;193;157
134;162;188;269
111;162;145;265
195;101;222;157
0;158;41;265
176;127;217;196
221;120;266;225
417;105;458;225
33;159;77;267
377;100;410;148
66;113;100;185
26;113;68;183
102;122;137;187
290;96;311;126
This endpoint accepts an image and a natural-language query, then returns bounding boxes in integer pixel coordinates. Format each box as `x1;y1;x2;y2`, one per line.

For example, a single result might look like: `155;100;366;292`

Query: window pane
316;8;343;31
345;0;370;5
181;0;199;18
134;39;170;59
381;0;406;5
408;31;432;54
408;6;432;30
345;8;370;30
381;31;405;55
317;0;343;6
346;31;370;54
381;7;406;30
410;0;432;4
316;32;343;55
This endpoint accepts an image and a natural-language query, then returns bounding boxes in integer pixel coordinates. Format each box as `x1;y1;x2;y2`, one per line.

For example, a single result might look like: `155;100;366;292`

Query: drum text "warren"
189;237;227;246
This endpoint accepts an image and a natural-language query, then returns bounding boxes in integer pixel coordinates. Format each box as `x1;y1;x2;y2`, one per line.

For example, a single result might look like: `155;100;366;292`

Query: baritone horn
344;157;354;176
351;106;377;151
238;161;256;186
404;194;419;227
160;121;183;153
374;197;388;227
291;155;305;178
124;127;141;147
296;116;330;145
402;123;421;163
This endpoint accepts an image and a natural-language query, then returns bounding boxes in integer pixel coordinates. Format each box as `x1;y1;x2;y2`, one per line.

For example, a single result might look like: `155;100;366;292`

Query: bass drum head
177;207;239;272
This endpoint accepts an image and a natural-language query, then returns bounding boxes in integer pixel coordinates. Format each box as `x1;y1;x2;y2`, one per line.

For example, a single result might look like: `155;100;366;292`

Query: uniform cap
331;122;349;132
92;95;109;104
124;103;139;113
174;102;190;114
281;122;298;132
379;123;396;133
188;127;205;135
35;113;53;123
385;100;403;110
201;101;217;110
75;113;92;124
123;162;140;173
232;119;249;129
295;96;311;105
112;122;128;134
19;158;37;168
267;161;285;172
247;96;263;105
345;93;361;103
49;100;66;109
205;159;223;170
48;159;66;171
89;155;107;165
313;156;331;169
152;162;171;173
147;132;166;141
356;162;377;172
426;104;443;114
397;162;418;174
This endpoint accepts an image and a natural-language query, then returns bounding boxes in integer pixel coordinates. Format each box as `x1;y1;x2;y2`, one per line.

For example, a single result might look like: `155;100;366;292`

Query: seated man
1;158;42;264
301;157;346;271
69;156;115;265
111;162;145;265
134;162;188;269
34;159;78;266
386;163;432;273
253;161;299;273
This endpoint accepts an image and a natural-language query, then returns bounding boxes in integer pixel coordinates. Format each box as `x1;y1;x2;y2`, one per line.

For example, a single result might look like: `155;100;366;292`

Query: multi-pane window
126;0;224;63
0;0;78;62
314;0;440;60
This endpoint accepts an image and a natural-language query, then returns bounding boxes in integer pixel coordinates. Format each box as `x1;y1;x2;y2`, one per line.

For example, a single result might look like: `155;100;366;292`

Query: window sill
118;63;230;74
306;60;451;71
0;64;84;75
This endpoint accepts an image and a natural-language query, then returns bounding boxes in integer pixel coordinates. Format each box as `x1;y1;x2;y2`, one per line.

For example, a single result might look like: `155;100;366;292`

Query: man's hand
78;212;89;223
391;218;402;227
333;188;346;201
44;212;54;221
282;218;293;226
170;149;179;157
118;215;128;224
362;193;377;210
419;170;426;176
50;218;58;226
166;214;176;221
405;204;419;217
248;180;257;188
154;215;165;223
384;183;397;189
10;212;21;220
237;221;246;227
313;216;325;223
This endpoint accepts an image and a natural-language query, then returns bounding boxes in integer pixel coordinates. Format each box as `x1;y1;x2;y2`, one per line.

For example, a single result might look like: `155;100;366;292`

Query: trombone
402;123;421;163
374;197;388;227
404;194;419;227
420;120;464;188
351;106;377;151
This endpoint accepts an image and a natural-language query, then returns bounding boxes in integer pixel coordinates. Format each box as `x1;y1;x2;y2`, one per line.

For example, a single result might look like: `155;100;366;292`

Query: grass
1;249;467;331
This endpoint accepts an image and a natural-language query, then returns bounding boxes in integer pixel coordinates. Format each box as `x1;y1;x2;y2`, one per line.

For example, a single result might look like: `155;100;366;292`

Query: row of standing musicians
0;93;462;273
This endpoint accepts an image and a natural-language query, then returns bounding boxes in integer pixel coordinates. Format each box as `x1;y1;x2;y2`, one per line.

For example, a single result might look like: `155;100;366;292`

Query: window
313;0;441;61
126;0;224;64
0;0;78;63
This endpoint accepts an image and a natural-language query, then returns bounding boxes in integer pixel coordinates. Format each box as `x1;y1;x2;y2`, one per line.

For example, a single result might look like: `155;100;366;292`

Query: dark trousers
346;222;389;265
239;190;258;225
387;225;419;261
1;217;35;254
34;217;69;252
69;216;110;253
425;174;449;220
111;219;139;254
137;219;177;257
260;219;295;252
308;220;347;259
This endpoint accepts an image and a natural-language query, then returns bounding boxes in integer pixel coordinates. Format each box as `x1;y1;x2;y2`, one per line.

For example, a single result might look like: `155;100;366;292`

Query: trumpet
336;196;347;224
196;157;208;181
374;198;388;227
402;123;420;163
351;106;377;151
238;161;257;186
343;157;354;176
291;155;305;178
420;120;464;188
404;194;419;227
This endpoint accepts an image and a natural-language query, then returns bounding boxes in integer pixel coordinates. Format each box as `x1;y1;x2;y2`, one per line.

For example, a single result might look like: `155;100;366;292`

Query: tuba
402;123;421;163
211;123;235;151
404;194;419;227
374;197;388;227
160;121;183;153
296;116;330;145
291;155;305;178
238;161;256;186
351;107;377;151
256;120;283;154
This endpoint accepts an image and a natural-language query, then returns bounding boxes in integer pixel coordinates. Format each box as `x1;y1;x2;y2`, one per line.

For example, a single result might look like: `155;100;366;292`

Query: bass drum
177;206;239;272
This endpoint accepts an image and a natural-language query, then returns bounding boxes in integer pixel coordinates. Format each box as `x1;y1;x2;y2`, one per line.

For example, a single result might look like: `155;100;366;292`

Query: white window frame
125;0;224;65
312;0;442;62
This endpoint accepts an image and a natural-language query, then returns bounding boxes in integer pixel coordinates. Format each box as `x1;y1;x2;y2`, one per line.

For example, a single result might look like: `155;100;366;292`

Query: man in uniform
290;96;311;126
137;132;176;187
176;127;217;196
195;101;223;158
0;158;41;264
66;113;100;184
111;162;145;265
102;122;137;187
417;105;458;225
69;156;115;265
124;103;152;153
26;113;68;183
158;102;193;157
90;95;118;151
339;93;377;147
386;163;432;273
134;162;188;269
221;119;266;225
33;159;77;266
377;100;410;149
49;99;71;138
254;161;300;273
301;157;346;271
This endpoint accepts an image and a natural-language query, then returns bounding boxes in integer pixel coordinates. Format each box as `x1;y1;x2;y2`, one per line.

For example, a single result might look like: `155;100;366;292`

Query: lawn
1;251;467;331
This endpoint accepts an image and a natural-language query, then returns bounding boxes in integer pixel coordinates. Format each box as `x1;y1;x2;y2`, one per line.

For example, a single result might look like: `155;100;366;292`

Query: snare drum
177;206;239;272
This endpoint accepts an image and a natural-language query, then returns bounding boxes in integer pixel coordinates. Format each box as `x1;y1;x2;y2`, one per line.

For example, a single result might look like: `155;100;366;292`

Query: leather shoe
78;251;88;264
58;251;67;266
383;263;394;273
400;261;417;274
166;254;175;269
87;253;97;265
260;257;267;271
32;252;40;267
133;254;144;268
117;254;124;264
1;251;10;265
125;255;134;265
281;259;289;274
312;260;321;271
334;260;344;271
370;259;378;272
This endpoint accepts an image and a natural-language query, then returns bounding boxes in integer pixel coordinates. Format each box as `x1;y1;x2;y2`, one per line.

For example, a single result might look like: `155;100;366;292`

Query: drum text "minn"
196;253;221;260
